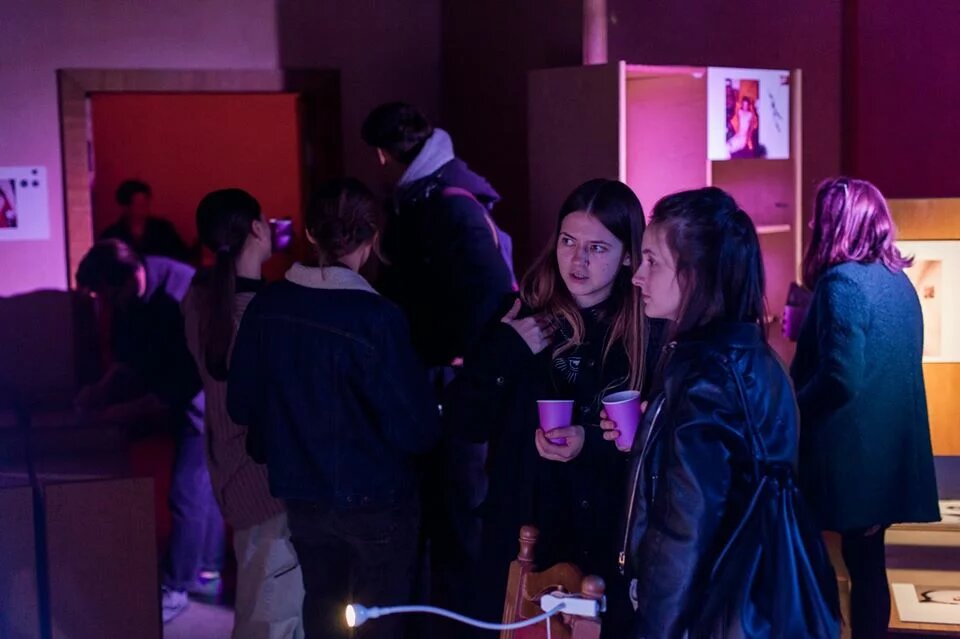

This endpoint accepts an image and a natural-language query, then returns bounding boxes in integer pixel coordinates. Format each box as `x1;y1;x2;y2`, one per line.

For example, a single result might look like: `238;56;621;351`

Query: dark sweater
110;256;203;433
790;261;939;531
227;265;439;510
379;159;515;367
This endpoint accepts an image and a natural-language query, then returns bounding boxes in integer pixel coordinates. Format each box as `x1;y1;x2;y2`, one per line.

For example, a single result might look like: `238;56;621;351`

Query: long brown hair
520;178;647;389
194;189;262;381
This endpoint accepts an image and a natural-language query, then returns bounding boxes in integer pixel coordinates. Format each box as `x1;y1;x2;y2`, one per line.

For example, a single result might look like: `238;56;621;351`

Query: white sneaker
161;587;189;623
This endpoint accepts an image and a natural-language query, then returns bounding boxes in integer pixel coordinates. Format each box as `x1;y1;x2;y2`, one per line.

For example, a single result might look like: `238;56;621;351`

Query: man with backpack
362;101;516;368
362;102;515;634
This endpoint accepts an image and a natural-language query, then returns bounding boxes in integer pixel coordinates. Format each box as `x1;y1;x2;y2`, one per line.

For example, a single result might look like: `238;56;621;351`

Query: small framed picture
897;240;960;363
0;166;49;241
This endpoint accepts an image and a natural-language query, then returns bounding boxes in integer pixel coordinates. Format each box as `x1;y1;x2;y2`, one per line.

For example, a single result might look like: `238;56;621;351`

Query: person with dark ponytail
619;187;839;638
182;189;304;638
228;179;438;639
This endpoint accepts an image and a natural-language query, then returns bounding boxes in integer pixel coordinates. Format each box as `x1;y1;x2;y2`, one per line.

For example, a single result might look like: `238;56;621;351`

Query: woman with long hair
181;189;305;638
792;177;939;639
620;187;838;638
444;178;661;632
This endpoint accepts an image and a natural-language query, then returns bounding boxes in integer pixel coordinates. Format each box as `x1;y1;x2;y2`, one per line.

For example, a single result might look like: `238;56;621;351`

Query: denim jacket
228;264;439;510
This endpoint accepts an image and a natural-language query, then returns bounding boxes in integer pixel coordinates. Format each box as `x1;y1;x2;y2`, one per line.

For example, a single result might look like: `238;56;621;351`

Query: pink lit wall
0;0;278;296
845;0;960;198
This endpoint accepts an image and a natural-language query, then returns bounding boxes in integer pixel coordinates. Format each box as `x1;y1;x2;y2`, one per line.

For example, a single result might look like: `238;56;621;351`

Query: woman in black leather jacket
612;188;839;638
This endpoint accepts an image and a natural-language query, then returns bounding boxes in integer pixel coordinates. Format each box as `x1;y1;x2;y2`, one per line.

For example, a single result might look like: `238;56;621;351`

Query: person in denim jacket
228;179;439;639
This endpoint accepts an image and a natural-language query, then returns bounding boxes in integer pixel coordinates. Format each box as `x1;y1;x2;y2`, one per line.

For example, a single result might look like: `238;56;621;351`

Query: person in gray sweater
791;177;939;639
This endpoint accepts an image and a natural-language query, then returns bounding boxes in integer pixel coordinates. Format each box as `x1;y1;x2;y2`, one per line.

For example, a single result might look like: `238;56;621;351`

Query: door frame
57;68;340;284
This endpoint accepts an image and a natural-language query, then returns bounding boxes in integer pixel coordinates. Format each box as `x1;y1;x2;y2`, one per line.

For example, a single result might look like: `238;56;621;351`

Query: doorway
89;91;304;279
58;68;341;283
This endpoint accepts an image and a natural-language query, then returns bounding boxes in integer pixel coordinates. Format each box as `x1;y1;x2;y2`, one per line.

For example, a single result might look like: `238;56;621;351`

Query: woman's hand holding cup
535;426;585;462
601;394;648;452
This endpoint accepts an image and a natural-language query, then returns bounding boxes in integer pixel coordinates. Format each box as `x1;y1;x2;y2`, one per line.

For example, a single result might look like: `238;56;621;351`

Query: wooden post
582;0;608;65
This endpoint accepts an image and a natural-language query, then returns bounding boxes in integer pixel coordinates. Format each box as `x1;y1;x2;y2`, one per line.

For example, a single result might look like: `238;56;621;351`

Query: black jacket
227;265;439;510
112;256;203;433
625;323;838;639
379;159;515;367
444;300;664;630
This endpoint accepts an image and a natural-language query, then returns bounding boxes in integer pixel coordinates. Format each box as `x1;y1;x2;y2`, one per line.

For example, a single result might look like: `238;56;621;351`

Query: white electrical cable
355;603;566;631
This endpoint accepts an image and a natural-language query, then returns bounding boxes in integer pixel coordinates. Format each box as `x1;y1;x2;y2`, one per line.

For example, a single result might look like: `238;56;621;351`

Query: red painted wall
845;0;960;197
90;93;303;278
90;93;302;251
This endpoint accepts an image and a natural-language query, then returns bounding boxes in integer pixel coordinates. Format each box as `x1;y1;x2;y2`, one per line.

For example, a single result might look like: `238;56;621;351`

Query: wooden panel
890;198;960;456
0;485;40;639
624;72;708;214
711;159;799;363
890;198;960;241
710;159;796;228
924;364;960;456
44;477;159;639
528;63;622;256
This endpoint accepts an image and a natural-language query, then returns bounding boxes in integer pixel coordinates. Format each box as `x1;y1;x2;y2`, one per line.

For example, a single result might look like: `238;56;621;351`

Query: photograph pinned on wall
707;67;790;161
0;166;50;241
0;179;17;229
897;240;960;363
893;583;960;625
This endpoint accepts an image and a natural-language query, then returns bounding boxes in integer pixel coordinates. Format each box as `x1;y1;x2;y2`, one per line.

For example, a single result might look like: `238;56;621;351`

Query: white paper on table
892;583;960;624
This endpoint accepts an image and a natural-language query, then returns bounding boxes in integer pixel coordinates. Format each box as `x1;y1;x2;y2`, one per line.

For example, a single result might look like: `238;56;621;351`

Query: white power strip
539;591;605;618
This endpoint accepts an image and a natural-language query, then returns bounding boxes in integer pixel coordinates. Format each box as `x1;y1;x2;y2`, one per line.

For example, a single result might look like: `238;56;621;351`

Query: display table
888;569;960;635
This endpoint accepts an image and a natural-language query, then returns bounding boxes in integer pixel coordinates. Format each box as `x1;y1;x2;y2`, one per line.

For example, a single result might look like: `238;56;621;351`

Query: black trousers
841;526;890;639
287;499;419;639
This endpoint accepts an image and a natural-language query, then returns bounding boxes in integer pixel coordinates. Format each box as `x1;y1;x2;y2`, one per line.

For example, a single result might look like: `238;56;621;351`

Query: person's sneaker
187;570;223;599
161;587;189;623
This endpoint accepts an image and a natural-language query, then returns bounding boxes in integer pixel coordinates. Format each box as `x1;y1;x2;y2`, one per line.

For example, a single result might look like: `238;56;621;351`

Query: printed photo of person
0;180;17;229
725;79;764;158
904;259;943;358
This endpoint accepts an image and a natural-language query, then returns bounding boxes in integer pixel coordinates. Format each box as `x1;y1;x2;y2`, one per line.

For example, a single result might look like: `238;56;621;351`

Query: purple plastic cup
602;390;642;449
269;217;294;252
782;304;806;342
537;400;574;445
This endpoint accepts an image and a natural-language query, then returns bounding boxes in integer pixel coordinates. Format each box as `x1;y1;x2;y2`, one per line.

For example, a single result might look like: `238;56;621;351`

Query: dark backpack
441;186;518;291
